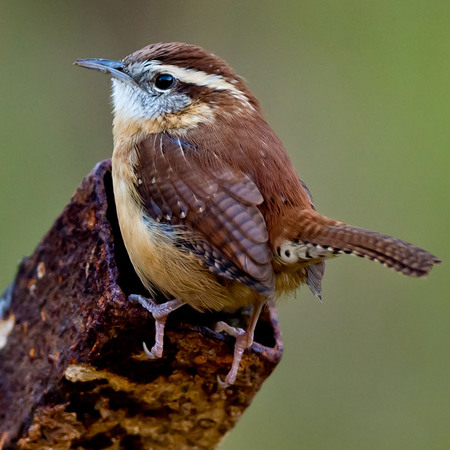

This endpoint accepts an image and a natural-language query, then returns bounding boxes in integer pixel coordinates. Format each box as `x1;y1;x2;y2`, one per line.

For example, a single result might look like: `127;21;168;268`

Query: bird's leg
129;294;185;358
215;301;265;387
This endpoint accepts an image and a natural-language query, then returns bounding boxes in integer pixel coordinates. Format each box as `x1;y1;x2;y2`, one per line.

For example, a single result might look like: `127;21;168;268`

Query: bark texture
0;160;282;449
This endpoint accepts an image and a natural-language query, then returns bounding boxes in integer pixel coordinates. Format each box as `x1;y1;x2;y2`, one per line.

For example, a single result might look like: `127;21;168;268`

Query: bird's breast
111;148;263;311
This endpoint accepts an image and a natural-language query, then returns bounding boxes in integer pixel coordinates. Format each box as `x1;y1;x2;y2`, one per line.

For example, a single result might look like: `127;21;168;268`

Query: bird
74;42;441;386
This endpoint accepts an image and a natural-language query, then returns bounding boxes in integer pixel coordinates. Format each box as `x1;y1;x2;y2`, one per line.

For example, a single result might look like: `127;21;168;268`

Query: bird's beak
73;58;139;87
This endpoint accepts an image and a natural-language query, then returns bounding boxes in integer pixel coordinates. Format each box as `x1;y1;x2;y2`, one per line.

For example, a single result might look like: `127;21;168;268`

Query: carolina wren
75;43;441;386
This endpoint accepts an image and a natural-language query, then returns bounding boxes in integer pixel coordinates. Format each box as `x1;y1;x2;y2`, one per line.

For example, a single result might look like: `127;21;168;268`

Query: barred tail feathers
293;211;441;277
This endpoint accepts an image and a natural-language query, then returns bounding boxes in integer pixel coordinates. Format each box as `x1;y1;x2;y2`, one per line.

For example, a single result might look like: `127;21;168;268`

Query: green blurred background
1;1;448;448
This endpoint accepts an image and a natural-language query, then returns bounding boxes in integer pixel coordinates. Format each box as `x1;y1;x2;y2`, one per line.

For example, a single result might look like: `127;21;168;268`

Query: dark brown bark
0;160;282;449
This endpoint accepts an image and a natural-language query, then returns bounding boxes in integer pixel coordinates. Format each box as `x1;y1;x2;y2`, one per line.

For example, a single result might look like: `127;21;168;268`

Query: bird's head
74;42;260;137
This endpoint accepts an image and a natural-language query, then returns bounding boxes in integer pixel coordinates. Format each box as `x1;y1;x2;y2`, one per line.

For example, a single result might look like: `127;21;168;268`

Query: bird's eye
154;73;175;90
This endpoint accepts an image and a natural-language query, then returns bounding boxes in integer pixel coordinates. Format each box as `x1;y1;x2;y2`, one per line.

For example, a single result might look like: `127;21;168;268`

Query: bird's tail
291;210;441;277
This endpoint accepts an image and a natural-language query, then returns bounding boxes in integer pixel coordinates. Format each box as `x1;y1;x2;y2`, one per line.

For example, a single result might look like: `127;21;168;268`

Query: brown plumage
74;42;441;386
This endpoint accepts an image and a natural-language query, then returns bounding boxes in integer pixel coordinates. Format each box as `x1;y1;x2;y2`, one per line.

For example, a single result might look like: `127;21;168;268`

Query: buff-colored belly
112;162;261;312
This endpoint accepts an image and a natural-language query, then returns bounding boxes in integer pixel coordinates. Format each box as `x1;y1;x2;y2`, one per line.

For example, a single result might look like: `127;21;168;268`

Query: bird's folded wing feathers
133;133;275;295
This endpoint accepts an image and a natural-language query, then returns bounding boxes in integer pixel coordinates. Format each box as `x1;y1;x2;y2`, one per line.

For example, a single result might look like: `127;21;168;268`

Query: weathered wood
0;160;282;449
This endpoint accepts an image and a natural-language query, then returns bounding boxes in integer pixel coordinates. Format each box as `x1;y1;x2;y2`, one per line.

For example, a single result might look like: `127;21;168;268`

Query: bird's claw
217;374;231;389
129;295;185;360
143;341;162;359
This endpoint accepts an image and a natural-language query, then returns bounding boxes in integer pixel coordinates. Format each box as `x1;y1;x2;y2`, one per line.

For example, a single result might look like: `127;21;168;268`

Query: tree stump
0;160;282;449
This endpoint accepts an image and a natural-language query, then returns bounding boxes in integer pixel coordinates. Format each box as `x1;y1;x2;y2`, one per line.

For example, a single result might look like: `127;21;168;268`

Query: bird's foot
214;303;265;387
129;294;184;359
214;317;259;387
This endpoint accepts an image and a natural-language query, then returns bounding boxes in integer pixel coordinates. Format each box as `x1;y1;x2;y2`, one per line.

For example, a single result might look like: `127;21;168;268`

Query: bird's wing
133;133;275;296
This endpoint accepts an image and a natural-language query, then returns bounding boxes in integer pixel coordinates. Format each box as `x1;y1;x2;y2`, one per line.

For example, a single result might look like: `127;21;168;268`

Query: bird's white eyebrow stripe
139;61;246;97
